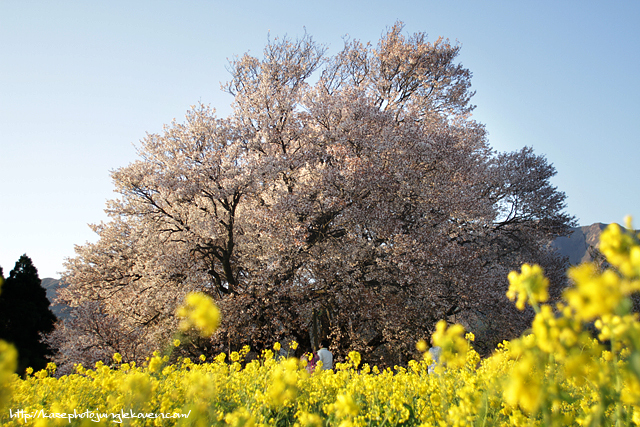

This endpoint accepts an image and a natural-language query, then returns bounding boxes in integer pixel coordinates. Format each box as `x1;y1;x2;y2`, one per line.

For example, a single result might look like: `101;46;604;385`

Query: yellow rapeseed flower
333;393;359;418
507;263;549;311
176;292;221;337
431;320;469;369
0;340;17;408
267;358;299;407
297;411;323;427
599;219;640;279
565;264;623;321
347;351;361;369
225;407;256;427
148;354;164;373
503;352;543;414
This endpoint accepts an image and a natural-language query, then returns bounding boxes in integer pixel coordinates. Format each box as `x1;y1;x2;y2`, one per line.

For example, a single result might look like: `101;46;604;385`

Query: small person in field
301;349;319;373
316;340;333;371
428;343;442;374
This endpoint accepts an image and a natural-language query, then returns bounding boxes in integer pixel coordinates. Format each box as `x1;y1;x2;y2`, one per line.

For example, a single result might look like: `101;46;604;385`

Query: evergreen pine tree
0;255;57;374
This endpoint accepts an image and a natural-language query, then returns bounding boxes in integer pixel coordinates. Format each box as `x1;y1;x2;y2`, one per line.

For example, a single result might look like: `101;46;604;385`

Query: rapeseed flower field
2;218;640;426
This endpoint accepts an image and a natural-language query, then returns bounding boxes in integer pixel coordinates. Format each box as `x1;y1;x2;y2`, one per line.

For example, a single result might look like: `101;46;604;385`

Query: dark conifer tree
0;255;57;374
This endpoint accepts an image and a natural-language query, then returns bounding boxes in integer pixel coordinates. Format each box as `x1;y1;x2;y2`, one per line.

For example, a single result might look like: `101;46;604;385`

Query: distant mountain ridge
551;223;609;265
41;278;70;320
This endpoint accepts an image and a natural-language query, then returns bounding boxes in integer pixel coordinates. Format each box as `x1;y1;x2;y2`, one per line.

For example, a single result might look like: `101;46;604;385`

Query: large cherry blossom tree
50;23;575;371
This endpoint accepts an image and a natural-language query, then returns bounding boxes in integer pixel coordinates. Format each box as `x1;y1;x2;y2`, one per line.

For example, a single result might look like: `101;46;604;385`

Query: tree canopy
51;23;575;371
0;255;56;374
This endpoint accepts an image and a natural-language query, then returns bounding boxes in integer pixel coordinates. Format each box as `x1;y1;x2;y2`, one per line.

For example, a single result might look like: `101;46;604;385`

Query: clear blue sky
1;1;639;279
